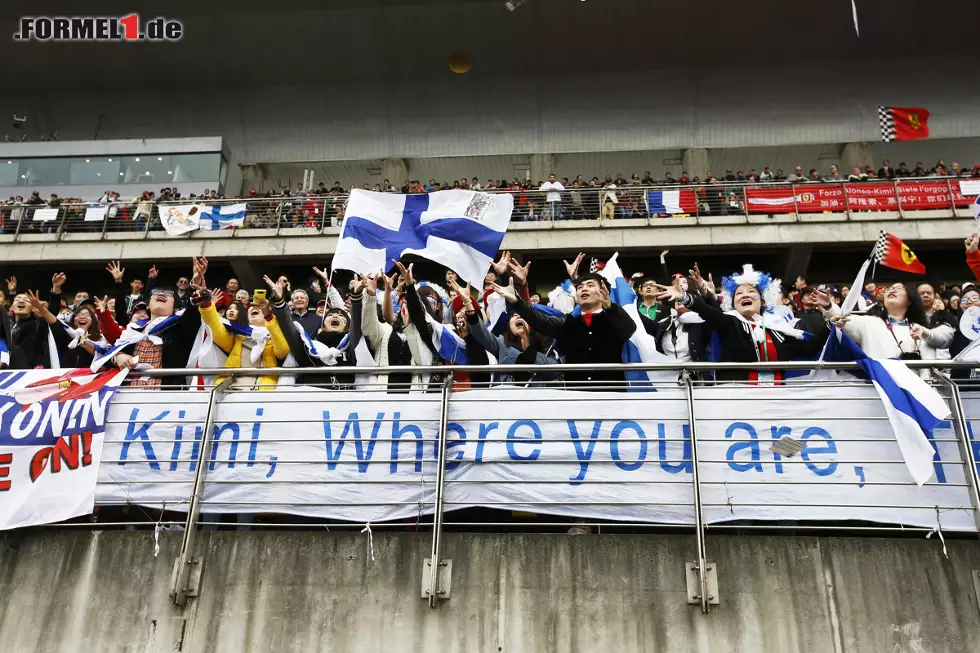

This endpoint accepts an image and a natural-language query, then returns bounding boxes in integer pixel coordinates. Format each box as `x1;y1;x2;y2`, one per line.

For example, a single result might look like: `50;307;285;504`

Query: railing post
100;203;111;240
425;370;455;608
894;180;906;219
171;376;232;606
946;178;957;214
142;203;154;239
12;206;24;241
55;206;70;240
682;370;711;613
933;373;980;534
791;183;801;222
842;181;852;220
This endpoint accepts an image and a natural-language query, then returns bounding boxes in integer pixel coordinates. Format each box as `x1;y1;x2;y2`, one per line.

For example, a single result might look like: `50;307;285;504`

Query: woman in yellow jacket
198;289;290;390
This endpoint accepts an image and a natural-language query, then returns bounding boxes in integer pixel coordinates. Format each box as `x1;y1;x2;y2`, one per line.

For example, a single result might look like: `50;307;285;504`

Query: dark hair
868;283;928;326
72;306;102;340
226;300;248;325
417;286;443;321
573;272;609;290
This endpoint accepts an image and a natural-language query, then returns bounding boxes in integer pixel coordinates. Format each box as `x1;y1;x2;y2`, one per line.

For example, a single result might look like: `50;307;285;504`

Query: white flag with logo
159;204;202;235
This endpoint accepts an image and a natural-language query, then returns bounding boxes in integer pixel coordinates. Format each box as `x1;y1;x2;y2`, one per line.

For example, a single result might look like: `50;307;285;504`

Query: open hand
263;275;286;301
51;272;66;292
106;261;125;283
392;260;415;286
507;259;532;286
93;295;109;313
563;252;585;280
492;251;512;275
652;282;684;303
5;276;15;294
490;277;519;304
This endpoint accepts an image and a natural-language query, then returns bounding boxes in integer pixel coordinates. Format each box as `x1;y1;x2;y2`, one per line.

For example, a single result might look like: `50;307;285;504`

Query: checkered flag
590;257;599;273
872;230;888;262
878;106;896;142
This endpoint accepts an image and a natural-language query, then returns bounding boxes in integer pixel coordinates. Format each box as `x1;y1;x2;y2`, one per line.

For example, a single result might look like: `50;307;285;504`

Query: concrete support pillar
682;148;709;181
529;154;555;185
239;164;267;197
381;158;409;186
839;143;873;177
782;244;814;289
229;259;263;295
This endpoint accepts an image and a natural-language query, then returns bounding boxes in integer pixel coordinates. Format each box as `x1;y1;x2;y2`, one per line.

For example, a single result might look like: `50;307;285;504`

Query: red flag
873;231;926;275
878;106;930;142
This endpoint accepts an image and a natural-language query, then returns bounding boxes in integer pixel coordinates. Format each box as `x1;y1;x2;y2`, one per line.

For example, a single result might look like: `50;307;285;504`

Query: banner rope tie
361;522;375;562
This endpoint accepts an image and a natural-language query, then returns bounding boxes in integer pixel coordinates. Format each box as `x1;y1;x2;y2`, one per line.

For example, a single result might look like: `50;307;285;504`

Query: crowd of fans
3;232;980;391
1;158;977;233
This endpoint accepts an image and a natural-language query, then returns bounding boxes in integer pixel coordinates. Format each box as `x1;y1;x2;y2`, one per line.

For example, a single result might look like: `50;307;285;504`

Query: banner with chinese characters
744;182;972;214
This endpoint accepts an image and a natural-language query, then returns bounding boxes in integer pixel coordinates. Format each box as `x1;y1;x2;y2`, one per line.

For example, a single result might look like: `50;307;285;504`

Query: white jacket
821;304;953;376
359;292;426;392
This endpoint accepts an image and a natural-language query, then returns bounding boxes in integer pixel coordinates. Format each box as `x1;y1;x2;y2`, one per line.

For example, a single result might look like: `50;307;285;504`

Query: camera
899;352;921;361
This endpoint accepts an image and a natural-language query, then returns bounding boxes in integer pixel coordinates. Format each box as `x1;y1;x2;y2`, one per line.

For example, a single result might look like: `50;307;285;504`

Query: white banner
158;203;202;235
32;207;59;222
96;385;979;530
0;369;128;530
84;206;107;222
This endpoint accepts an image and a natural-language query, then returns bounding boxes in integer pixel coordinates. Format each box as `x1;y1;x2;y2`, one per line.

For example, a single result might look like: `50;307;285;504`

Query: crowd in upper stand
1;157;977;233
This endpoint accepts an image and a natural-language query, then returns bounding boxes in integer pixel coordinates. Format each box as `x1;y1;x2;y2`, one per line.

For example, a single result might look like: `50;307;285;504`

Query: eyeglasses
151;289;174;297
961;295;980;306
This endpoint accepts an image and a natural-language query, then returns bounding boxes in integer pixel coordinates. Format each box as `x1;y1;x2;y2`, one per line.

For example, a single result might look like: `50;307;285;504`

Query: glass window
0;160;18;186
19;157;71;186
69;157;120;185
171;153;221;183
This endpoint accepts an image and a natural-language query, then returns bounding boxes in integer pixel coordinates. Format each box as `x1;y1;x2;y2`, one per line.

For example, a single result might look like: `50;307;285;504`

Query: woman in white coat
819;282;953;374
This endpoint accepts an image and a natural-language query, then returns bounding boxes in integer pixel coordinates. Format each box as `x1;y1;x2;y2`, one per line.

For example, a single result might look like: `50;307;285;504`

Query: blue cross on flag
331;190;514;287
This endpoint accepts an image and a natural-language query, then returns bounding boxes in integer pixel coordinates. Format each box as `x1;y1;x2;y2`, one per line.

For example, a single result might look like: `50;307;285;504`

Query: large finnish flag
332;190;513;287
822;326;950;486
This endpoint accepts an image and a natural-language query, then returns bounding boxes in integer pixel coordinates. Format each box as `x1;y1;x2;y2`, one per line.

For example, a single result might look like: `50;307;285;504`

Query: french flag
646;189;696;215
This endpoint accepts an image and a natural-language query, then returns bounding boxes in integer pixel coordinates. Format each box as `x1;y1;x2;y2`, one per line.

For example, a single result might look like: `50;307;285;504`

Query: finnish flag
199;203;247;230
332;190;513;287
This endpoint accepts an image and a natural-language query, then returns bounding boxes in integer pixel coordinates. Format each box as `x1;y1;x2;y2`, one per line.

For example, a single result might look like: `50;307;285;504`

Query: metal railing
60;359;980;611
0;177;974;242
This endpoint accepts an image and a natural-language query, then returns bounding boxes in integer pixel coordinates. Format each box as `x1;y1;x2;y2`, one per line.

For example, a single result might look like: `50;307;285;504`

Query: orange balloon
449;52;472;74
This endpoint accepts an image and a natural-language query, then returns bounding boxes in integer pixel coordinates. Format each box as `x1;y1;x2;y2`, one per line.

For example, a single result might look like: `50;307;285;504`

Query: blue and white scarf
90;310;186;371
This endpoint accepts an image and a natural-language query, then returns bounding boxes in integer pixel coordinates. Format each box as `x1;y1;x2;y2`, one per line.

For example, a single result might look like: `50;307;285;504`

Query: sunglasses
151;289;174;297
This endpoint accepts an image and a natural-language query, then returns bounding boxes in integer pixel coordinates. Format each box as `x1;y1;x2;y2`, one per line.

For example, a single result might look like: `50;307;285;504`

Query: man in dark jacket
492;272;636;390
795;286;829;336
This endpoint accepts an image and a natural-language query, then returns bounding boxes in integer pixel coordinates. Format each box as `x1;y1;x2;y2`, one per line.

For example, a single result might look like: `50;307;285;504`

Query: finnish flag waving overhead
332;190;513;287
821;326;949;486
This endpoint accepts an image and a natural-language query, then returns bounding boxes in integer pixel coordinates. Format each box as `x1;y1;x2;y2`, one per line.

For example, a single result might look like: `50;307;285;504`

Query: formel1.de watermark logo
14;14;183;42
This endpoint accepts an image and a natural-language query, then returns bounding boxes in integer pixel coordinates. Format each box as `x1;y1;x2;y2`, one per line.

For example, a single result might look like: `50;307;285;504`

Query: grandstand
2;1;980;652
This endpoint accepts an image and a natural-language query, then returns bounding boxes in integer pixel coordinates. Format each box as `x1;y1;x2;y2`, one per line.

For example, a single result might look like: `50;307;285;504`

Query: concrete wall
0;530;978;653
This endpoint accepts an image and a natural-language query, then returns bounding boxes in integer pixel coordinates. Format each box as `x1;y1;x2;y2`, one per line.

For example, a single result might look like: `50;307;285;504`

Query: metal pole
171;376;231;606
791;182;801;222
842;181;852;220
894;180;905;219
682;370;710;613
100;203;111;240
946;178;957;214
426;370;455;608
933;373;980;534
55;206;69;240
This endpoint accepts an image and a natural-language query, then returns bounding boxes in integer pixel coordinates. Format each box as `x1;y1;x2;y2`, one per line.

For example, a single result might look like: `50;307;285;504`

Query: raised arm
493;277;565;337
197;293;234;353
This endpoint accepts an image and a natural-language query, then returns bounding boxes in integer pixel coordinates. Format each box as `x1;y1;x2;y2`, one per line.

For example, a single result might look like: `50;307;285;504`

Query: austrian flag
878;106;930;142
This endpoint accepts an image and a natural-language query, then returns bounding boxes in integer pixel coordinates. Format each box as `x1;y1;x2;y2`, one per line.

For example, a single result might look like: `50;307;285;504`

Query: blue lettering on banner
725;422;763;473
967;420;980;477
322;410;383;473
118;408;163;470
475;422;498;463
800;427;838;476
506;420;542;461
568;420;602;485
769;426;793;475
610;421;647;471
247;408;263;468
390;412;425;473
658;423;692;474
445;423;467;472
209;423;240;471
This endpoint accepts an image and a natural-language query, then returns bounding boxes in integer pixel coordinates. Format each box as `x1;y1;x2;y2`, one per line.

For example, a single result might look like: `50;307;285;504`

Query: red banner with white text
744;181;973;214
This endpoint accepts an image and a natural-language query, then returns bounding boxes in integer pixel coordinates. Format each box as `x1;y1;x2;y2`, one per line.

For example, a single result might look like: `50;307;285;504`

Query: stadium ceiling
0;0;976;91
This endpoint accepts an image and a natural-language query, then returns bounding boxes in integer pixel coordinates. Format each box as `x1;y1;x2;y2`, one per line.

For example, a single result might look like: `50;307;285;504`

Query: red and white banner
744;181;973;214
0;368;128;530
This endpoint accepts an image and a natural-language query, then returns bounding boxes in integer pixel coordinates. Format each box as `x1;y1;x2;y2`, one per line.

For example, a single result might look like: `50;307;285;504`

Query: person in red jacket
965;233;980;281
